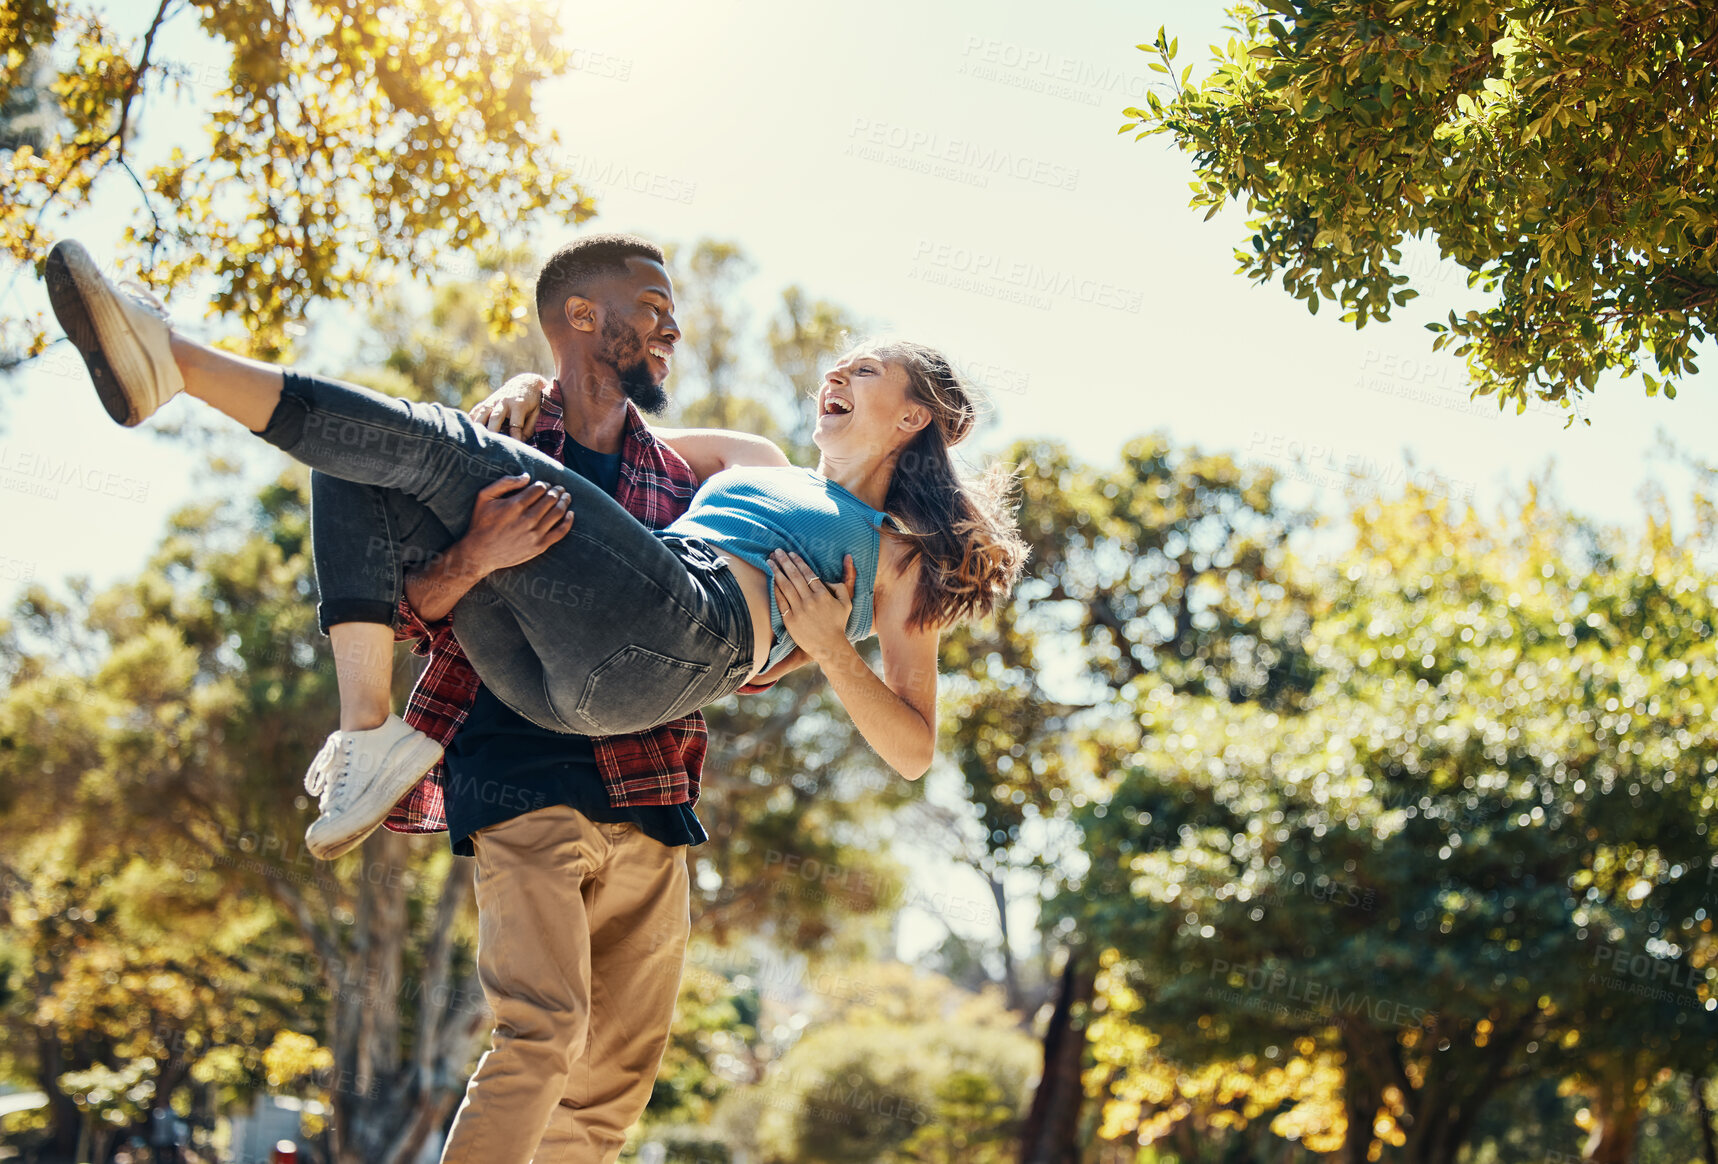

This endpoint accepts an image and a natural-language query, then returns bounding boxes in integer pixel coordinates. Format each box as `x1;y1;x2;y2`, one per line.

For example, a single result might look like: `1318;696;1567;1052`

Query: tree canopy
1126;1;1718;416
0;0;590;364
1074;481;1718;1162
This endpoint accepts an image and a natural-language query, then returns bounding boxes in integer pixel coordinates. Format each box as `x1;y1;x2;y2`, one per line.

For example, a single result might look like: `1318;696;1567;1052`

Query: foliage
933;432;1315;1029
0;0;592;365
358;248;553;409
0;463;487;1164
1076;480;1718;1161
711;969;1039;1164
1126;2;1718;414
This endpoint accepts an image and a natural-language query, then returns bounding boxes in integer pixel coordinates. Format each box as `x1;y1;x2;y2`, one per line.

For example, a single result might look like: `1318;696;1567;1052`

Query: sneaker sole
304;734;444;861
44;241;154;427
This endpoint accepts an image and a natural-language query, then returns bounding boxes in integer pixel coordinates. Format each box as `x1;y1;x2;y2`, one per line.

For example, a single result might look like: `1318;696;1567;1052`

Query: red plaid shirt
384;385;707;832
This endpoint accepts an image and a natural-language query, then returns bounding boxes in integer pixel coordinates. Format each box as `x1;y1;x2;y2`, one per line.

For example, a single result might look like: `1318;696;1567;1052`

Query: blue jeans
266;372;754;736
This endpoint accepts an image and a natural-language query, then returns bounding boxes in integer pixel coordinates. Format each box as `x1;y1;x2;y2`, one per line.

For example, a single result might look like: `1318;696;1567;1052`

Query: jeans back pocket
575;645;710;736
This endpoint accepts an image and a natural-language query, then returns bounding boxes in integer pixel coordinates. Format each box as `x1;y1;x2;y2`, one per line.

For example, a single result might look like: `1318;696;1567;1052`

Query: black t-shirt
441;437;708;855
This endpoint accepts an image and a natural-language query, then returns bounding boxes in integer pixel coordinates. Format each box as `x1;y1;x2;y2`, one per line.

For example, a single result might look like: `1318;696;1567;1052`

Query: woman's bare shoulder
876;531;921;593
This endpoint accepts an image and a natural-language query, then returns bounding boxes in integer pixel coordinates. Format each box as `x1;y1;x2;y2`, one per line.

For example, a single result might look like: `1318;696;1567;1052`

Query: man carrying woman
45;231;1026;1163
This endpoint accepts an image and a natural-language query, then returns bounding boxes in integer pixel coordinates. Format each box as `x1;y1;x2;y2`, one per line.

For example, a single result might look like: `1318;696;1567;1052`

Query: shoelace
303;734;353;806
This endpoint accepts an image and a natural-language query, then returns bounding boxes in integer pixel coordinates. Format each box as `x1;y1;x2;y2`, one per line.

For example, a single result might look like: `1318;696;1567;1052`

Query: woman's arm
770;550;938;780
651;427;791;483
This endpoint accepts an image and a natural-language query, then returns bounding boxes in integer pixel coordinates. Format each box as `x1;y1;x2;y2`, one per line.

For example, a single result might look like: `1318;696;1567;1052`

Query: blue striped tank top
662;465;892;669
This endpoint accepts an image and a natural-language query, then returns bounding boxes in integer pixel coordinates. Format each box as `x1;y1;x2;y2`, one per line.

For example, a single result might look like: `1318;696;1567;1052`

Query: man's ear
563;294;598;334
897;403;932;435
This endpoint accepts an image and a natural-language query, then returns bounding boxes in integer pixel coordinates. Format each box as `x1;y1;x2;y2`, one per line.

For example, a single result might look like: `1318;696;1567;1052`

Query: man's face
594;256;678;414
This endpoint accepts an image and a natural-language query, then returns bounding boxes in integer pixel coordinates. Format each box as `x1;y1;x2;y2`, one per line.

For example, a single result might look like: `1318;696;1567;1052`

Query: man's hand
770;551;856;665
461;474;575;574
404;474;573;623
471;374;549;438
737;645;810;694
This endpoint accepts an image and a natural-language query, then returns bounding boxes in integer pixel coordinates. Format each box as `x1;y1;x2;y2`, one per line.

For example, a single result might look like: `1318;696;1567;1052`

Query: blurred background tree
4;232;1716;1164
1072;481;1718;1163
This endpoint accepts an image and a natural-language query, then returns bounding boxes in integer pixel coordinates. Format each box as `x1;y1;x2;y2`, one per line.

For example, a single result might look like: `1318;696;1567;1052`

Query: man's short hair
535;233;666;326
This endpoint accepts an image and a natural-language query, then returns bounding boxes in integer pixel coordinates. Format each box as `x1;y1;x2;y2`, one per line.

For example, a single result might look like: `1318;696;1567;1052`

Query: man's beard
599;315;668;414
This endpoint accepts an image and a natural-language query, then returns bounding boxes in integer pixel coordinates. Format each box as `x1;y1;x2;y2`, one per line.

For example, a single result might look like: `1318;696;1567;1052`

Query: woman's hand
471;374;549;438
770;552;856;664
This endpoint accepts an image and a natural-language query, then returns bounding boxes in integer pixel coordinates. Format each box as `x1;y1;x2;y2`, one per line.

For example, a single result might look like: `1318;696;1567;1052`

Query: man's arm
736;645;813;693
651;427;791;483
404;474;574;622
465;377;790;483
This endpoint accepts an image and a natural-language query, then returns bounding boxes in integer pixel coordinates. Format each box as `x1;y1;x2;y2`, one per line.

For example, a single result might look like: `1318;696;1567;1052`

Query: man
313;234;791;1163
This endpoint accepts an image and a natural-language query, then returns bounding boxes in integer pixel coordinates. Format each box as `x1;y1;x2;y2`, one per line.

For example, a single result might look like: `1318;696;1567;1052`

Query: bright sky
3;0;1715;959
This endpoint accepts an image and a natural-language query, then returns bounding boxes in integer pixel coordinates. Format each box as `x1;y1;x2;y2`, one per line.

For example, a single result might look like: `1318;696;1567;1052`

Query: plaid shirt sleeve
394;595;443;648
384;392;709;833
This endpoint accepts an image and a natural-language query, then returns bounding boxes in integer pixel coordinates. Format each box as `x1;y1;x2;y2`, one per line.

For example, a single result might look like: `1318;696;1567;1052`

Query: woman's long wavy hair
858;340;1029;630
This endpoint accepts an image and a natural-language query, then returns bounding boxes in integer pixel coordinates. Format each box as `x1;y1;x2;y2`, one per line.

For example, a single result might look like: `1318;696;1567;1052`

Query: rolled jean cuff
318;597;399;636
259;372;315;452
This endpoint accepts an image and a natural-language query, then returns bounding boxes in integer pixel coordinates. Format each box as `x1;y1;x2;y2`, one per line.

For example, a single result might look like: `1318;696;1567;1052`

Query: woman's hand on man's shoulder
471;374;549;438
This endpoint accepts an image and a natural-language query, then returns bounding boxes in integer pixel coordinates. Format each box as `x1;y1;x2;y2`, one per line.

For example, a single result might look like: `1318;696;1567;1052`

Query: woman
46;239;1027;856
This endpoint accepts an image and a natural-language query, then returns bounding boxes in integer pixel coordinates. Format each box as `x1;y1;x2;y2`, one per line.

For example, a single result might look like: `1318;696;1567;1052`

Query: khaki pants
439;805;690;1164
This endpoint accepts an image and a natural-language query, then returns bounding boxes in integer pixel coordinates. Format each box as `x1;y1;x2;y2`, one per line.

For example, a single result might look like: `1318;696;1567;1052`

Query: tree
0;0;592;365
710;966;1039;1164
1077;480;1718;1163
664;240;756;431
0;465;492;1164
930;434;1316;1162
1126;2;1718;415
768;284;862;458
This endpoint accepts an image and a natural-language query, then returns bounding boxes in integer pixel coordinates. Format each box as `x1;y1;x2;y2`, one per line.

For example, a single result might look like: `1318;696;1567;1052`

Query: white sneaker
302;715;443;860
44;239;185;427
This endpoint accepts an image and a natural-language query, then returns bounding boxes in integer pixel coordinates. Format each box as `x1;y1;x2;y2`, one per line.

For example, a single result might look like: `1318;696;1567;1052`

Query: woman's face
812;350;922;458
